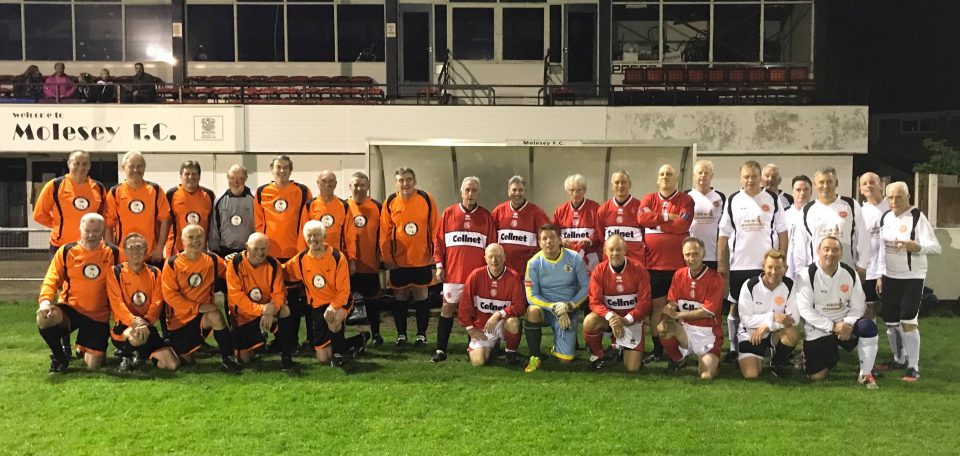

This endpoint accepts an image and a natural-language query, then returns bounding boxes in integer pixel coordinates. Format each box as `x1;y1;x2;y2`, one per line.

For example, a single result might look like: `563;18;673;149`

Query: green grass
1;300;957;455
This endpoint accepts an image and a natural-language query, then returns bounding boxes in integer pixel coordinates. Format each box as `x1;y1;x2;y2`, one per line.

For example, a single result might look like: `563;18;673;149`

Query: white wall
702;154;854;198
928;229;960;303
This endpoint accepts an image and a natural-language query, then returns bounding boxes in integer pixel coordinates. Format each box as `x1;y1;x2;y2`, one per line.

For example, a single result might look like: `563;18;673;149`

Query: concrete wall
927;229;960;303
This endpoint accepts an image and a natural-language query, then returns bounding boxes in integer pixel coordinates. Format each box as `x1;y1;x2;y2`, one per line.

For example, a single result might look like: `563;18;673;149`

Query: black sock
39;326;69;362
332;328;347;355
212;328;235;359
303;305;315;344
367;299;381;336
344;333;365;351
652;336;663;356
524;322;543;358
277;316;297;359
392;298;408;337
772;341;795;366
436;316;454;352
60;335;71;351
415;300;430;336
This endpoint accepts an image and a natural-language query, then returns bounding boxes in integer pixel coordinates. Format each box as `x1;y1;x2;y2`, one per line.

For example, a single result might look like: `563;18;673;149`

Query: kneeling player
161;225;241;370
285;221;368;367
459;244;525;367
736;250;799;379
107;232;179;372
659;237;724;380
523;224;589;372
226;233;297;369
584;236;651;372
797;237;879;389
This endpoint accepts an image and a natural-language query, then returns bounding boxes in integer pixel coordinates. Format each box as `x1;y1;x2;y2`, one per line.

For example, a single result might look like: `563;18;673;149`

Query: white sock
902;328;921;371
727;314;739;352
886;324;903;364
857;336;879;376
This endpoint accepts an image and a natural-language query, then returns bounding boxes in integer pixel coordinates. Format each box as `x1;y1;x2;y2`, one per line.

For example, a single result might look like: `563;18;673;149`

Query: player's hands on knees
129;326;149;345
750;325;769;345
199;303;217;313
37;300;55;319
260;314;275;332
558;313;572;330
484;313;501;334
551;302;571;317
468;328;487;341
662;302;679;320
610;316;625;339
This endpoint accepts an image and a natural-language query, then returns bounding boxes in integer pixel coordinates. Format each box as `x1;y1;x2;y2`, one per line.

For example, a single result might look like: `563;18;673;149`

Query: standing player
858;172;889;321
596;170;646;266
584;236;651;372
107;232;179;372
380;167;439;347
37;214;117;373
308;170;357;273
736;250;799;379
432;177;495;362
659;237;725;380
636;164;695;363
797;237;879;388
347;172;384;344
458;244;526;367
686;160;725;270
717;160;788;364
254;155;313;350
33;150;106;253
209;164;256;258
552;173;601;270
762;163;793;209
226;233;296;369
491;176;549;276
876;182;940;381
785;175;812;279
104;151;171;264
793;166;872;281
523;224;589;372
161;225;240;370
164;160;215;257
285;221;368;366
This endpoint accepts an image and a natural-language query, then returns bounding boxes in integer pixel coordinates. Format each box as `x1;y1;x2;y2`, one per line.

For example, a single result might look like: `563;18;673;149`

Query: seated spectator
85;69;116;103
124;62;162;103
13;65;44;100
43;62;77;100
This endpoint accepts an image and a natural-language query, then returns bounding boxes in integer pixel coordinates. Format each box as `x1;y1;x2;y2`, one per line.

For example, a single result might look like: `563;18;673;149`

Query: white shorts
467;320;503;352
678;323;722;358
442;283;464;303
614;321;645;350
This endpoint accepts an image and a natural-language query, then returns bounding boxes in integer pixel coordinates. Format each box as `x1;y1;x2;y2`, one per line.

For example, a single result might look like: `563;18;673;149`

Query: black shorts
649;269;676;299
57;304;109;354
738;335;774;359
703;261;718;270
310;305;344;349
881;277;924;324
168;315;204;356
233;318;275;354
351;272;382;298
803;334;859;376
388;266;433;289
729;269;762;303
863;279;880;302
112;324;169;358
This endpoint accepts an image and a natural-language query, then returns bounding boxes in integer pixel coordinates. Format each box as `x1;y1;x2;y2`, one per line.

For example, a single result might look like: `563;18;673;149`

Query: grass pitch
0;301;957;455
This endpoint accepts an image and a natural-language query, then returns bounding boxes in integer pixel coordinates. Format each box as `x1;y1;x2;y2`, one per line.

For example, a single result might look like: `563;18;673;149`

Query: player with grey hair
492;175;549;276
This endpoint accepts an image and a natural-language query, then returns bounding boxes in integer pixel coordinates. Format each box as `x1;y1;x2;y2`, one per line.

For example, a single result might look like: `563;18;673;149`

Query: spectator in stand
85;69;116;103
125;62;162;103
43;62;77;100
13;65;44;100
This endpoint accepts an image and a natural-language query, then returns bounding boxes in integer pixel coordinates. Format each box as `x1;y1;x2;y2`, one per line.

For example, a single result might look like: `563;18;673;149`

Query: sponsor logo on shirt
605;226;642;241
320;214;335;227
249;287;262;301
498;229;536;247
445;231;487;248
188;273;203;287
604;294;638;310
354;215;367;228
273;199;288;212
73;197;89;211
83;264;100;279
132;291;147;306
186;211;201;225
312;274;326;289
231;215;243;226
474;297;511;313
129;200;145;214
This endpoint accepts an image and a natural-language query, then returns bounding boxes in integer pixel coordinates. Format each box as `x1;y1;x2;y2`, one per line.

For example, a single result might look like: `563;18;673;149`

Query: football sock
392;298;408;337
661;337;683;362
902;328;921;371
504;327;521;351
213;328;235;359
584;330;604;358
772;341;794;366
524;322;542;358
651;336;663;356
414;300;430;336
885;323;903;364
277;315;297;358
436;316;453;352
39;326;69;362
344;333;366;351
727;313;739;353
367;299;381;336
331;328;347;355
895;325;907;363
857;336;879;376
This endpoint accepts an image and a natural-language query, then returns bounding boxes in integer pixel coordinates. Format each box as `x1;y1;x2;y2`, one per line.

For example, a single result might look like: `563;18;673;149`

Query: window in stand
0;4;22;60
24;4;73;60
713;3;760;62
187;4;235;62
764;3;813;64
337;4;385;62
125;4;172;62
503;8;544;61
237;4;284;61
75;4;123;61
613;3;660;62
662;4;709;63
287;4;335;62
452;8;493;60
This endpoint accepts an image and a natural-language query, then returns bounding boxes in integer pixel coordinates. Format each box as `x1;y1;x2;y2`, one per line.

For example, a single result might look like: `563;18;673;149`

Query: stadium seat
623;68;643;86
726;67;747;85
665;66;685;85
645;67;664;85
768;67;788;84
747;67;767;84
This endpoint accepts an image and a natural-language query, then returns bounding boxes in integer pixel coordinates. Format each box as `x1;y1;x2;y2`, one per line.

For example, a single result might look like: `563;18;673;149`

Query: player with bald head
226;232;296;369
346;172;385;344
308;170;357;274
432;176;496;362
458;243;526;366
104;150;171;264
686;160;725;270
161;224;240;370
597;170;646;266
584;235;651;372
636;164;695;363
33;150;107;254
762;163;793;209
857;172;889;322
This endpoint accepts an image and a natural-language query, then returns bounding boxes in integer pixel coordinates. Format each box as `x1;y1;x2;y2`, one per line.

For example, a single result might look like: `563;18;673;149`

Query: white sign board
1;105;244;152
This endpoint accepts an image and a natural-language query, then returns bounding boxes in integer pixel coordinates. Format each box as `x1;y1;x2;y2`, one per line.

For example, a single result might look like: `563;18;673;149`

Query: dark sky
821;1;960;113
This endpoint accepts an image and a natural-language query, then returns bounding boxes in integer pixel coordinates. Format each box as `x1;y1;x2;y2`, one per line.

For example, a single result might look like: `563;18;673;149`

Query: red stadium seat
768;67;787;83
686;67;707;84
726;67;747;84
623;68;643;86
788;66;810;82
747;67;767;84
664;66;685;85
707;68;726;84
645;67;664;84
349;76;374;85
